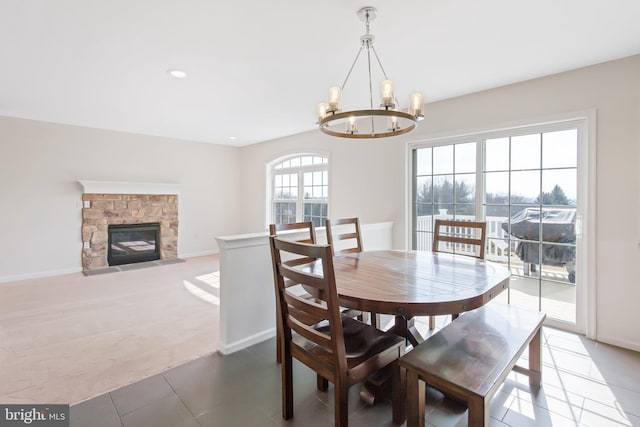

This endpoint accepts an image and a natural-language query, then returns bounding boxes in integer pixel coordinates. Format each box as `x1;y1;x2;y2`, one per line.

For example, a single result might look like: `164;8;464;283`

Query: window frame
267;152;330;228
411;139;482;251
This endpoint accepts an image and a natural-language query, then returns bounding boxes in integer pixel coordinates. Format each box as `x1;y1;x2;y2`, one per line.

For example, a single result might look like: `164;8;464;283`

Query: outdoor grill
501;207;576;283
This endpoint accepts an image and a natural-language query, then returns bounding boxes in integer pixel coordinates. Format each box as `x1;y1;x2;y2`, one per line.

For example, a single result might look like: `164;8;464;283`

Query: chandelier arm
340;46;365;91
366;46;375;133
371;45;401;108
370;46;390;80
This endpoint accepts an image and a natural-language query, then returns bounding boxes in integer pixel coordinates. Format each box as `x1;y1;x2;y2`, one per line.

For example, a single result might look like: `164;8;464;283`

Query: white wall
239;55;640;351
238;134;407;246
0;117;241;281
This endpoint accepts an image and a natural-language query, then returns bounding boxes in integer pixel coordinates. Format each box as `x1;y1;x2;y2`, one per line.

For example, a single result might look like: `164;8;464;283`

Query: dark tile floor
70;327;640;427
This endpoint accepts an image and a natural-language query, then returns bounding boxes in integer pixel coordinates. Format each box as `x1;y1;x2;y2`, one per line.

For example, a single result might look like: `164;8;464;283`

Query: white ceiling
2;1;640;147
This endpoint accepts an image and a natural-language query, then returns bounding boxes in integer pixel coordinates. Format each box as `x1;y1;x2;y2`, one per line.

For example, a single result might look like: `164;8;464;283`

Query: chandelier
316;7;424;139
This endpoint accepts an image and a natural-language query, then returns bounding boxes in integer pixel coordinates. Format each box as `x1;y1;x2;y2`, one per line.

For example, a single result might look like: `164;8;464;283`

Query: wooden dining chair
432;219;487;259
269;221;317;363
325;217;363;255
325;217;378;328
269;236;406;427
431;219;487;328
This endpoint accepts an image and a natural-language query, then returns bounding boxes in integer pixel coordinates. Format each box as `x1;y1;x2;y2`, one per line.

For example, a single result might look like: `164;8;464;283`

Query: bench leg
406;370;425;427
467;397;489;427
528;327;542;386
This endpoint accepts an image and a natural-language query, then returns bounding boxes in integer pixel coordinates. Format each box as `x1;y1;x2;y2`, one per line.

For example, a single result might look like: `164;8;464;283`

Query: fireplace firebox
107;223;161;266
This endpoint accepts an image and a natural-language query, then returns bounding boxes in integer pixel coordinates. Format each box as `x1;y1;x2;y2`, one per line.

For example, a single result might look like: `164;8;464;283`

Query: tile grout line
161;370;205;426
106;392;125;427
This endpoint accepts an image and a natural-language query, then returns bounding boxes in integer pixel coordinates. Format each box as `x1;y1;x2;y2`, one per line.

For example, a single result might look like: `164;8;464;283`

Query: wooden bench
399;302;546;427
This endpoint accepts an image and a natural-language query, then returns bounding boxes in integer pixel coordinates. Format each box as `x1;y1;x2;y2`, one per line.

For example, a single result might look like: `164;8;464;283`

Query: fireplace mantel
79;180;180;195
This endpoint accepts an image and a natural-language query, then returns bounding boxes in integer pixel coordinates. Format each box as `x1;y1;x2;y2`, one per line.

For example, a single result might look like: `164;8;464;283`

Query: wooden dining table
329;250;511;345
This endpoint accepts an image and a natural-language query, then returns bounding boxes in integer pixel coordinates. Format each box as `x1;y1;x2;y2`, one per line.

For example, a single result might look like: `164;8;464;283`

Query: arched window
269;154;329;227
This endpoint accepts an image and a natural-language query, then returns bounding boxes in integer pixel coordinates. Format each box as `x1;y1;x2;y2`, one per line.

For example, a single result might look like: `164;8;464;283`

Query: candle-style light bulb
327;86;341;112
317;102;327;123
380;80;394;108
347;116;358;134
388;114;399;131
409;92;424;119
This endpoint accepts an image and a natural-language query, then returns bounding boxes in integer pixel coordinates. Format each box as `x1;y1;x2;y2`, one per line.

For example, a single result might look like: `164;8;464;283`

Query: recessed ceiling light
167;69;187;78
228;136;237;140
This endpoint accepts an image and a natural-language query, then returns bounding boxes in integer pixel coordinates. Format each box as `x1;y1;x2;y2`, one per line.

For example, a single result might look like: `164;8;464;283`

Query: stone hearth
81;193;178;270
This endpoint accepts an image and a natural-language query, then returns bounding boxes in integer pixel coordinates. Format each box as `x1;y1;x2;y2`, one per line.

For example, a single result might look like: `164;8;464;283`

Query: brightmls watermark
1;405;69;426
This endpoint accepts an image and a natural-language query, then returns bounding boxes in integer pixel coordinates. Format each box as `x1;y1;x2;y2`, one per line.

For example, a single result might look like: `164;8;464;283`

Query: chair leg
334;380;349;427
276;325;282;364
282;354;293;419
371;312;380;329
317;374;329;391
392;361;406;424
428;316;435;330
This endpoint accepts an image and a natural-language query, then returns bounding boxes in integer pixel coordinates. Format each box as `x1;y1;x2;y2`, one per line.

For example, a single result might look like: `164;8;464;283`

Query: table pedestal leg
359;364;392;405
360;315;425;405
387;315;425;348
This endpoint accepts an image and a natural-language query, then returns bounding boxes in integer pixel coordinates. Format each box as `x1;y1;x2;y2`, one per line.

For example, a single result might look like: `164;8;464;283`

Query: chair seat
294;316;404;363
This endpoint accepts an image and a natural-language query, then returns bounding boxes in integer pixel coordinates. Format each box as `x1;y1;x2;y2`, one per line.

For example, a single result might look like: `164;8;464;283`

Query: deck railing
416;215;574;284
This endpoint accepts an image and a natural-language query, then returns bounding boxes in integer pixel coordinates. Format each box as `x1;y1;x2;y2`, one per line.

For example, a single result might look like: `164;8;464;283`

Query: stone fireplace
79;181;179;271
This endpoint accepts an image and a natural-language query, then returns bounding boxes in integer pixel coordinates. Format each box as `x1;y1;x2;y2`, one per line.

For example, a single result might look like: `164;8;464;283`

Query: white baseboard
217;328;276;355
0;267;83;283
0;250;220;283
179;249;219;259
598;335;640;353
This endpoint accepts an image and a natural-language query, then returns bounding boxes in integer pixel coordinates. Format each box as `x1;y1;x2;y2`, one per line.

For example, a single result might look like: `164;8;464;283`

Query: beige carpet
0;255;220;405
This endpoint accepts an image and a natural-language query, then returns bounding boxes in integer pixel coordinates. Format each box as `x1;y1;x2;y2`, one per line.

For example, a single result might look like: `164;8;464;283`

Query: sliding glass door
411;121;585;329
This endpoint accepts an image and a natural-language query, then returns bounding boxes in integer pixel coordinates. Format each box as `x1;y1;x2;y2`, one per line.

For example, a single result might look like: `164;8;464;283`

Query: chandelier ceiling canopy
316;7;424;139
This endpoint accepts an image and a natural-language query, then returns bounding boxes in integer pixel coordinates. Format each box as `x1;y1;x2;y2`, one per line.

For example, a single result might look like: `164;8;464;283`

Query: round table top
329;250;511;318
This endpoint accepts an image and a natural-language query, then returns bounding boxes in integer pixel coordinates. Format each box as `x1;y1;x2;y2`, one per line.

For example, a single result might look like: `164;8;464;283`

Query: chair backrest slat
279;263;325;289
269;222;317;244
283;290;327;322
287;316;333;350
287;304;325;327
432;219;487;259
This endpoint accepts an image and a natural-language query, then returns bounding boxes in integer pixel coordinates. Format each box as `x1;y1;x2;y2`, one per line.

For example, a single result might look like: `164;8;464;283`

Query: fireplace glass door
108;223;160;266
